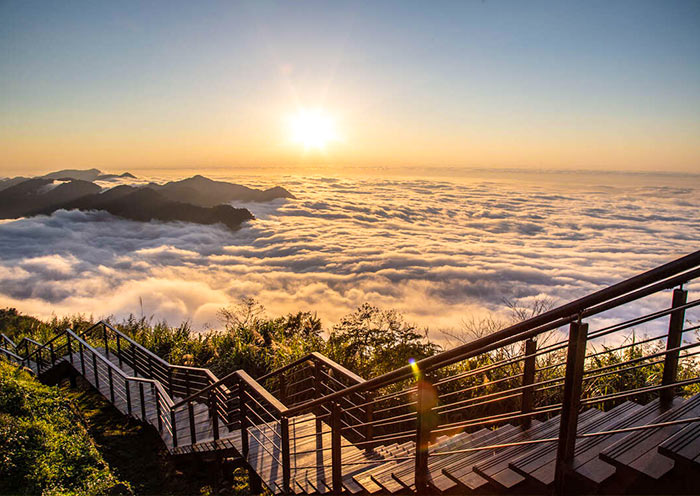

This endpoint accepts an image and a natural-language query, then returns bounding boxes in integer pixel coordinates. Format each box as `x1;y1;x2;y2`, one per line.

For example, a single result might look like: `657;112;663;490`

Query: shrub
0;359;128;495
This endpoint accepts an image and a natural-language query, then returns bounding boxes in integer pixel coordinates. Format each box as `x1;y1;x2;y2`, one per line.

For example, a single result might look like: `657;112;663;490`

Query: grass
0;360;127;496
58;375;262;496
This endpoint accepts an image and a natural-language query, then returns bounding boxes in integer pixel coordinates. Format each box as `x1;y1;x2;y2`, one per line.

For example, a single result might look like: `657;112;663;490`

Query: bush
0;359;128;495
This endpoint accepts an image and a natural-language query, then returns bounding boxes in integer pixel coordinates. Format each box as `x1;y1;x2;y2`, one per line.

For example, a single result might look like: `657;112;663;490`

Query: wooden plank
658;420;700;465
600;393;700;479
509;401;641;487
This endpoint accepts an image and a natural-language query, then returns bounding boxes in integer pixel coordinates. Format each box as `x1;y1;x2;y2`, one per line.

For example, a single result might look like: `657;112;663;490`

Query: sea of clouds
0;172;698;342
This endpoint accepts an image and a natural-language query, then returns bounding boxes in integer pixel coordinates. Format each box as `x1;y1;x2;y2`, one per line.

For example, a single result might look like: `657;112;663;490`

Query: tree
327;303;440;378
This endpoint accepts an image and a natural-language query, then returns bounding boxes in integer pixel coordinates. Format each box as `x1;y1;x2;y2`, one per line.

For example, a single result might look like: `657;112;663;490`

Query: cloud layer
0;173;698;340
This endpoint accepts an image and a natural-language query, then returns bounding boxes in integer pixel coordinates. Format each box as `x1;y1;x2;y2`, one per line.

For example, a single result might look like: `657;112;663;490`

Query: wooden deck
15;347;700;495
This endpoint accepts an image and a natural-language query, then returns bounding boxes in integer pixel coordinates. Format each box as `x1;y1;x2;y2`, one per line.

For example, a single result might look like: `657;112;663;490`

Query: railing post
365;391;375;448
140;382;147;420
240;381;249;458
49;342;55;365
116;334;122;367
661;288;688;405
521;338;537;429
168;368;174;397
281;416;291;495
185;369;191;396
155;391;163;432
554;319;588;495
92;353;99;388
331;401;343;495
314;359;324;445
108;366;115;403
103;324;109;356
415;375;435;494
67;334;73;364
188;401;197;445
79;341;86;376
132;346;138;376
125;378;132;415
209;389;220;441
279;371;287;405
171;408;178;447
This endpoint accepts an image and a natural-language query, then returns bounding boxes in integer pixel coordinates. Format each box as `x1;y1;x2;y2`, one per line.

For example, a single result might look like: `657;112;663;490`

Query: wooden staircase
2;249;700;495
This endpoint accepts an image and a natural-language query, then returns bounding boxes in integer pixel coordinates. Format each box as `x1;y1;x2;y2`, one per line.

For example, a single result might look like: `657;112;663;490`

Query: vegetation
0;299;698;495
0;359;127;495
58;374;259;496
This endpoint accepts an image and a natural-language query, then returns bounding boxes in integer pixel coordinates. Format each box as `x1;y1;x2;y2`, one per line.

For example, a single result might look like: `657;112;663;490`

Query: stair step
600;392;700;480
508;400;642;487
659;420;700;466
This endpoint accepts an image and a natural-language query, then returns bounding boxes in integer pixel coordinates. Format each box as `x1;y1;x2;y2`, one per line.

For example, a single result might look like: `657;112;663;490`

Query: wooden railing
2;250;699;495
273;250;700;494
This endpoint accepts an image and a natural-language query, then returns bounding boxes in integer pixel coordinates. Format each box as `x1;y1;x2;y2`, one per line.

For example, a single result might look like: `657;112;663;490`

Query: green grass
0;360;128;496
58;375;262;496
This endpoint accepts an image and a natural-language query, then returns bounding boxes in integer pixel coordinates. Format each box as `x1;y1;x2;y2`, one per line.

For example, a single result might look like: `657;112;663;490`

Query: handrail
283;250;700;417
65;329;173;407
20;321;103;364
175;351;365;410
1;333;17;349
236;370;288;415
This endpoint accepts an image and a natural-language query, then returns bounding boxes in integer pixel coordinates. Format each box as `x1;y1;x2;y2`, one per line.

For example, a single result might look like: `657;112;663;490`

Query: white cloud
0;174;697;344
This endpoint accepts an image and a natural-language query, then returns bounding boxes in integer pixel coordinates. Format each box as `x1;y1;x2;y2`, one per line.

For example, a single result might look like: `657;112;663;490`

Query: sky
1;0;699;174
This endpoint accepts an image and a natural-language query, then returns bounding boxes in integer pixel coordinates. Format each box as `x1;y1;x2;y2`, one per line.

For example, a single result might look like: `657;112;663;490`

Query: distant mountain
42;168;103;181
41;169;136;182
0;179;101;218
35;187;254;230
96;172;137;181
153;175;295;206
0;176;30;192
0;170;292;230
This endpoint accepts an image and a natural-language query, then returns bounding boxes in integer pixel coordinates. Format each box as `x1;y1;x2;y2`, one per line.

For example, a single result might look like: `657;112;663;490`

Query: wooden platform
14;346;700;495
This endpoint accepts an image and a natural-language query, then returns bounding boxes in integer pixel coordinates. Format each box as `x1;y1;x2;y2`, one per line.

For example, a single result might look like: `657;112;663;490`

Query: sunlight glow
288;109;339;151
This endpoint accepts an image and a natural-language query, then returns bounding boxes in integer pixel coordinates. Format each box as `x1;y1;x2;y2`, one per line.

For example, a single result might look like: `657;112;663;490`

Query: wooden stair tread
600;393;700;479
659;420;700;465
509;400;641;487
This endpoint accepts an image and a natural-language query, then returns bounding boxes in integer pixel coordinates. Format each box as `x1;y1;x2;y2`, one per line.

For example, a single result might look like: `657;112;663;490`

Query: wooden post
279;371;287;405
92;353;99;388
125;378;132;415
281;416;291;494
49;342;55;365
116;335;122;367
331;401;343;495
188;401;197;445
209;389;220;441
79;342;86;376
168;368;174;397
365;391;375;448
185;369;191;396
314;359;324;452
103;324;109;356
108;366;115;403
415;375;435;494
171;409;178;447
240;382;249;458
67;334;73;364
554;320;588;495
661;288;688;405
132;346;138;376
521;338;537;429
155;392;163;432
140;382;147;420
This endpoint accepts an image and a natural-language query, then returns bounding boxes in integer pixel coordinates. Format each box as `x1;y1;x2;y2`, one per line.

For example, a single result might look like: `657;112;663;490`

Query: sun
288;108;339;151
